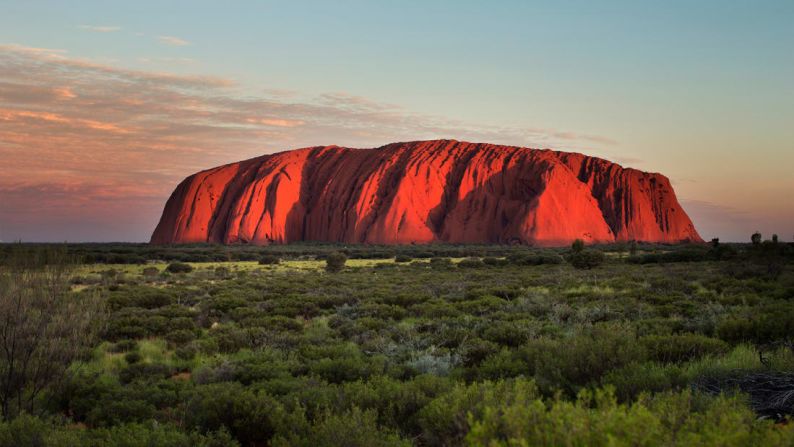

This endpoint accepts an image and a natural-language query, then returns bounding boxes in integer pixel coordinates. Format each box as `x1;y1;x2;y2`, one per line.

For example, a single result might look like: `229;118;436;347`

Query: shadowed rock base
150;140;702;246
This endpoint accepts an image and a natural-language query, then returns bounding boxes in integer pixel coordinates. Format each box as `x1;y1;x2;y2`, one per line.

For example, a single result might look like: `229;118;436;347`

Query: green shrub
640;334;729;363
166;262;193;274
458;258;485;269
166;329;197;346
568;249;605;269
0;413;50;447
464;387;794;446
274;407;410;447
259;255;281;265
601;362;686;401
118;363;173;384
124;351;142;364
108;287;174;310
478;324;647;395
429;257;453;269
394;254;412;263
418;378;539;447
326;252;347;273
716;304;794;344
174;344;198;361
507;253;564;265
183;383;288;446
110;339;139;353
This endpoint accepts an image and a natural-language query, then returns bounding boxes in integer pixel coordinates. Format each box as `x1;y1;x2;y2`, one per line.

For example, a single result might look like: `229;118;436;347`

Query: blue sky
0;0;792;241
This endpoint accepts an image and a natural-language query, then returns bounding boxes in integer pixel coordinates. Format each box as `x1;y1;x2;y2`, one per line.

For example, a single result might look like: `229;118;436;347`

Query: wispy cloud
245;117;306;127
157;35;190;46
0;43;616;241
79;25;121;33
137;56;196;65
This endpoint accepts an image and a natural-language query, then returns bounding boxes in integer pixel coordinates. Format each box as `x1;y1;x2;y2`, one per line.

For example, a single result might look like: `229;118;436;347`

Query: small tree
772;234;779;244
711;238;720;248
571;239;585;253
166;261;193;274
0;248;105;420
629;240;638;256
751;232;762;245
569;249;605;270
325;252;347;273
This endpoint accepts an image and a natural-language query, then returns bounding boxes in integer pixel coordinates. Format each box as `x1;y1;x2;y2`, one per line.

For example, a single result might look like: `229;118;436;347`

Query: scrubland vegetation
0;238;792;446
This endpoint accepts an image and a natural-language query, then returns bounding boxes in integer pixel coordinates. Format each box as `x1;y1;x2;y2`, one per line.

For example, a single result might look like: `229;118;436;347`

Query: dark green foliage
418;379;539;447
716;302;794;344
507;252;564;265
477;324;647;396
429;257;453;269
640;334;729;363
110;339;138;353
0;413;240;446
325;251;347;273
259;255;281;265
124;351;142;364
481;257;508;266
568;248;605;269
276;407;410;447
183;383;288;445
463;386;793;446
166;329;197;346
458;257;485;268
628;247;710;264
118;363;173;384
571;239;585;253
3;242;794;444
214;266;231;278
166;262;193;274
108;286;173;309
394;254;412;263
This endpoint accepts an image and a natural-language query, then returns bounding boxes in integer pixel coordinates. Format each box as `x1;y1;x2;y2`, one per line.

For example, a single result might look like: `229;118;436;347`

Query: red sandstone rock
150;140;702;246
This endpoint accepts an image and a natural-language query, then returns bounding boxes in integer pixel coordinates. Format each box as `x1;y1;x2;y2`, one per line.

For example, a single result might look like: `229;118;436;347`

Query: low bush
568;249;605;269
259;255;281;265
429;257;453;269
640;334;729;363
124;351;142;364
166;262;193;274
458;258;485;269
326;252;347;273
394;254;412;263
464;387;794;446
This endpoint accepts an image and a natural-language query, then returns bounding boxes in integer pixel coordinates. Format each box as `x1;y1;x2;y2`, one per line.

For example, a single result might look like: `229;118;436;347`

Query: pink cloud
0;44;616;241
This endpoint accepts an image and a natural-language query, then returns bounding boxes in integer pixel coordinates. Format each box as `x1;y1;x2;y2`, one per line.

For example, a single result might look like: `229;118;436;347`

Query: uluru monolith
150;140;702;246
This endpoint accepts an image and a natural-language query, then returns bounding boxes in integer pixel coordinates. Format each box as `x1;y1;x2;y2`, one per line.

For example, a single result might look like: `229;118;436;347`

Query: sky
0;0;792;243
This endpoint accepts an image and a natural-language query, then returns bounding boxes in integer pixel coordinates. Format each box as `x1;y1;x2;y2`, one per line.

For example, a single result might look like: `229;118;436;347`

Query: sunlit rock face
150;140;702;246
